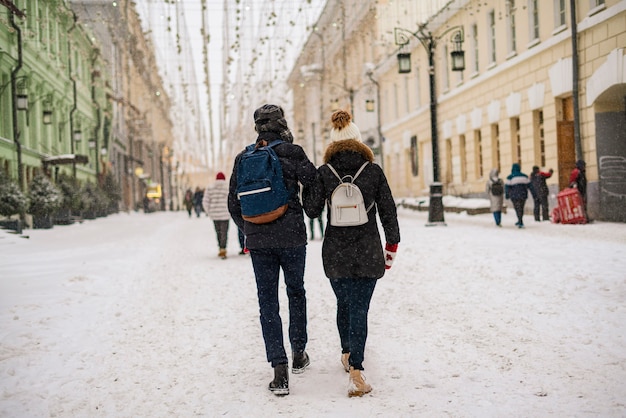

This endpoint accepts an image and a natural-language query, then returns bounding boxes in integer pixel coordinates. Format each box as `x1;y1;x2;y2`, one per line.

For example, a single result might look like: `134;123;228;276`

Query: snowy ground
1;205;625;417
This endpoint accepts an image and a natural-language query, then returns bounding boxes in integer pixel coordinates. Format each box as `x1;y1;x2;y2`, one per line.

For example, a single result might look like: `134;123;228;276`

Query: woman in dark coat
303;110;400;397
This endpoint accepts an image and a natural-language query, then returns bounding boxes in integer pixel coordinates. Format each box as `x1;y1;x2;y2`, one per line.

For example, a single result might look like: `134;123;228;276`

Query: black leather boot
269;363;289;396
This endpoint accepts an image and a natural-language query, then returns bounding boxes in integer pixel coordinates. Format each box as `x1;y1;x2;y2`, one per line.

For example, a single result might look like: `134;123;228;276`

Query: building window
460;134;467;182
471;23;479;73
393;83;399;119
443;45;450;91
529;0;540;41
475;129;484;178
511;117;521;165
414;67;421;110
404;76;410;114
445;139;453;184
554;0;567;28
491;123;501;171
533;110;546;166
410;135;418;177
507;0;517;54
488;11;496;64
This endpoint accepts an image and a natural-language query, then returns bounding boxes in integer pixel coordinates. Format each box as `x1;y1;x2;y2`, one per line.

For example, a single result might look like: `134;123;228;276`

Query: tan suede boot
348;366;372;397
218;248;227;259
341;353;350;373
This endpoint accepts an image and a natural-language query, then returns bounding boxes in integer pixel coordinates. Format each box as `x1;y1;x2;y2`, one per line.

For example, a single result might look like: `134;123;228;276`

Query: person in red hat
203;172;230;259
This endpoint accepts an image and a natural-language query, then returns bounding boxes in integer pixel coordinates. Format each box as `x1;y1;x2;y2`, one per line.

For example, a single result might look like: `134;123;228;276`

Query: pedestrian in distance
530;165;554;221
485;168;505;227
569;159;589;220
227;104;317;396
303;110;401;398
184;188;194;218
202;172;230;259
193;187;204;218
505;163;536;229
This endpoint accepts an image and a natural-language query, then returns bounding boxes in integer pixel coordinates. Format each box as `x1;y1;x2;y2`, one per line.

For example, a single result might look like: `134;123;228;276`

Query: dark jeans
329;277;377;370
249;246;308;367
512;199;527;225
533;195;549;221
309;215;324;239
238;228;245;250
492;211;502;226
213;220;229;249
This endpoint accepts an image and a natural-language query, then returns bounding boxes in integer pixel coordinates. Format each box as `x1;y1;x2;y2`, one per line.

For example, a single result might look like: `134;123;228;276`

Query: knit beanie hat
216;172;226;180
329;110;362;142
253;104;294;143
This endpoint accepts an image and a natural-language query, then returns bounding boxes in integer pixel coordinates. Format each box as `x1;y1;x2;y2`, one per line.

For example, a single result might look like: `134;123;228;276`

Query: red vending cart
556;188;587;224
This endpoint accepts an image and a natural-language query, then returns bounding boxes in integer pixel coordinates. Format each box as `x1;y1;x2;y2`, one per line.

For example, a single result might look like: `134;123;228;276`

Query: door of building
556;98;576;190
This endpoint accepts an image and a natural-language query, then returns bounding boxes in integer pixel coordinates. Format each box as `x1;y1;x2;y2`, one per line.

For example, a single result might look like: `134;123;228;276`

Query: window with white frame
554;0;567;28
443;45;450;91
414;67;421;110
529;0;540;41
488;10;496;64
506;0;517;54
471;23;479;73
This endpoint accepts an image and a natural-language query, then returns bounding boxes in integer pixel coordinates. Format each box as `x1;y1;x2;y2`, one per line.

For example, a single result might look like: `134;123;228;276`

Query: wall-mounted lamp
365;99;375;112
73;130;82;142
88;139;96;149
16;93;28;110
397;53;412;74
330;99;339;111
450;30;466;71
42;109;53;125
42;97;53;125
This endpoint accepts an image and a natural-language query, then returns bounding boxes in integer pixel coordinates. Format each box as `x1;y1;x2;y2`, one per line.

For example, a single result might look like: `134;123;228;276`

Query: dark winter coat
302;139;400;280
228;131;317;249
530;167;553;198
505;163;536;201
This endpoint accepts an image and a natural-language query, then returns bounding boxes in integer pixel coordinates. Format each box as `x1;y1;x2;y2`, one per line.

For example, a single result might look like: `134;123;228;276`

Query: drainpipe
9;12;24;191
570;0;583;160
91;49;101;180
68;10;78;178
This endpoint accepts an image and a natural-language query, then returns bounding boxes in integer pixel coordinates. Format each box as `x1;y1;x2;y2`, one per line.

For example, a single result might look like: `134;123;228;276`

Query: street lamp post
394;25;465;226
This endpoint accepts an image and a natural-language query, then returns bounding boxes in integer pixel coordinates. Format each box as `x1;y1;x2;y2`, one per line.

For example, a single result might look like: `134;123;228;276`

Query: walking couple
227;104;400;397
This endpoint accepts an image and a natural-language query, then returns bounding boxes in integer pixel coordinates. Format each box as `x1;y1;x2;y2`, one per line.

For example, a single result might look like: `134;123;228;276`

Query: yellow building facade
377;0;625;221
290;0;626;222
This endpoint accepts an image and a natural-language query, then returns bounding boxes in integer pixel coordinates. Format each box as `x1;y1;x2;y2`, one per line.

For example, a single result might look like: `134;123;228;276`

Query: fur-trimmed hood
323;139;375;164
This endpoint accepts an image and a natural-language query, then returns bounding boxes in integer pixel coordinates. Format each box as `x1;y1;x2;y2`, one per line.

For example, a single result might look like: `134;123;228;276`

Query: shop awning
42;154;89;166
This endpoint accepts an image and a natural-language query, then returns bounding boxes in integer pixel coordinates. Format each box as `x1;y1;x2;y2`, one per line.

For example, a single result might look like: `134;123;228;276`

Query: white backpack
327;162;374;227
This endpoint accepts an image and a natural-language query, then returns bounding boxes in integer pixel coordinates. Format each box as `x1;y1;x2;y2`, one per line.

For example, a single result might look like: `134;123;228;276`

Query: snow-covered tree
0;172;27;219
27;174;62;217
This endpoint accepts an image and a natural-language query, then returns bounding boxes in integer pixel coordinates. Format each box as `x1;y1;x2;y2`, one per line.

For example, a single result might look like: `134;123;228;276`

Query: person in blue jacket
505;163;536;228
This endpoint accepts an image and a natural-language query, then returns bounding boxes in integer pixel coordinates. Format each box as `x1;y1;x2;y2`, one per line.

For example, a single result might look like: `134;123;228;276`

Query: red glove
384;243;398;270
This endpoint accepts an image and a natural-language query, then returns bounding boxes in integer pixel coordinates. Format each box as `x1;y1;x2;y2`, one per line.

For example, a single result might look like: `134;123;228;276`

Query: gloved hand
384;243;398;270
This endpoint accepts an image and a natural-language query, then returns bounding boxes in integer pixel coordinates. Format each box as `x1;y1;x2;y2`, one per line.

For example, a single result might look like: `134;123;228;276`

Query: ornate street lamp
394;25;465;226
365;99;375;112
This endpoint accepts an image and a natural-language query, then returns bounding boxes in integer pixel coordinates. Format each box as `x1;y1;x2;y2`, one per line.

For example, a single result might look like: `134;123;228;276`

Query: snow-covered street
1;207;625;417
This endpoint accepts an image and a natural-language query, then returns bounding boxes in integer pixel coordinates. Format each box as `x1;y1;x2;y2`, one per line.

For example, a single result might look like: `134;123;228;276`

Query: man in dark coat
530;165;553;221
228;104;317;396
302;110;400;397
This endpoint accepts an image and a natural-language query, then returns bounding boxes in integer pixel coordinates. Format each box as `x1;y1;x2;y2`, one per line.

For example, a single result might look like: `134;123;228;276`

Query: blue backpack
236;140;290;224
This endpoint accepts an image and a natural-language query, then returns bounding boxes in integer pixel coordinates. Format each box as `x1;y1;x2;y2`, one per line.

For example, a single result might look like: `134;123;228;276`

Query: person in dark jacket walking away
183;188;193;218
303;110;400;397
530;165;553;221
202;172;230;259
485;168;504;227
228;104;317;396
505;163;536;228
193;187;204;218
569;160;588;220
